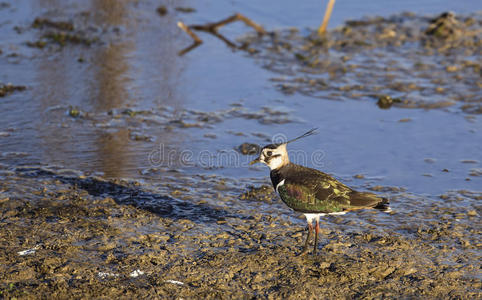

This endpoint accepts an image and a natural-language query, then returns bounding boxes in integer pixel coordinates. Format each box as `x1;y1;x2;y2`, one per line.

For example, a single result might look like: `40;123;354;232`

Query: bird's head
250;143;289;170
249;128;318;170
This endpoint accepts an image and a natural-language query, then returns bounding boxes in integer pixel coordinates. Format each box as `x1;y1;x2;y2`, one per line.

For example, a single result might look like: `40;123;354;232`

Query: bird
249;128;390;255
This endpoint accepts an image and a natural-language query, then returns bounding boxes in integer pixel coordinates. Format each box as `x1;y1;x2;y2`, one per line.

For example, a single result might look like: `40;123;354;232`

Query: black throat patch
269;166;285;189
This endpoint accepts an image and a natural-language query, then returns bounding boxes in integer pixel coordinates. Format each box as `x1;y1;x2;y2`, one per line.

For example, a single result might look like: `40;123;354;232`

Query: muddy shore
1;166;480;298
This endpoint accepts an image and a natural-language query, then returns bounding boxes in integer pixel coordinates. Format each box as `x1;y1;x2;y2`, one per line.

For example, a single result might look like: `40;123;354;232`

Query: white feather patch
304;211;347;223
304;213;324;224
275;179;285;193
328;211;347;215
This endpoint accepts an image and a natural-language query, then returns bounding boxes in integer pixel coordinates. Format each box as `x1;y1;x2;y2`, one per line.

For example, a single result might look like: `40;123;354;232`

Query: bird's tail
349;191;391;212
374;197;391;212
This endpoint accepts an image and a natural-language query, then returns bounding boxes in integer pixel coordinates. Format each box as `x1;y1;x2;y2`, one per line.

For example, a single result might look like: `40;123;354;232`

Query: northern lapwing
250;128;390;255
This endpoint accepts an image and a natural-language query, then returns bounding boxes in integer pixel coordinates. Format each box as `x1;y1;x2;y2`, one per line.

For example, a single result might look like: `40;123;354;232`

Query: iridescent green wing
278;168;352;213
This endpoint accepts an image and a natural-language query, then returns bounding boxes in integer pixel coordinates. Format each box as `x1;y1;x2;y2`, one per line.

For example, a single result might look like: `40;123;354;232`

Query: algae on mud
239;12;482;114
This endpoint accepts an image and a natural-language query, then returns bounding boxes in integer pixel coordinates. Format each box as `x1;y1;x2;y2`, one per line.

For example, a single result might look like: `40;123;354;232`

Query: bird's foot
297;247;310;257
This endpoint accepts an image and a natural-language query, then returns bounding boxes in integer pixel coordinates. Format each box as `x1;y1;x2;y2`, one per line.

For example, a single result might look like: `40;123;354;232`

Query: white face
259;144;289;170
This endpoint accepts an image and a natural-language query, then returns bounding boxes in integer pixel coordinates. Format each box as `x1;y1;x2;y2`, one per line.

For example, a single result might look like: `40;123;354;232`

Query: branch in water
177;13;266;55
318;0;336;36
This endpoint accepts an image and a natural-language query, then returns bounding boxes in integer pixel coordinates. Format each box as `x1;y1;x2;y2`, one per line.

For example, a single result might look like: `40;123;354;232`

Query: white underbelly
304;212;346;223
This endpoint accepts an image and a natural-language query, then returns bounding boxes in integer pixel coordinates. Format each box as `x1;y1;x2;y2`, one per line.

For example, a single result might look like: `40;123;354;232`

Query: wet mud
0;83;26;98
1;165;480;298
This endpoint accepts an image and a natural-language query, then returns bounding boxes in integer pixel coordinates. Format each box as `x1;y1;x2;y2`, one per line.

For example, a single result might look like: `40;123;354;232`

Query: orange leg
314;220;320;255
298;223;313;256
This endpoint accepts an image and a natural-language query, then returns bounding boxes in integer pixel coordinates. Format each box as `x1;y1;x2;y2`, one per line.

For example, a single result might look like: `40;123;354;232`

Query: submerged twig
188;13;266;35
318;0;336;36
177;41;202;56
177;13;266;55
177;21;202;43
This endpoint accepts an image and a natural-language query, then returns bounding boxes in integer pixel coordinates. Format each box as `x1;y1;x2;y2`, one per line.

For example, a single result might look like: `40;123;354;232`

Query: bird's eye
266;151;273;156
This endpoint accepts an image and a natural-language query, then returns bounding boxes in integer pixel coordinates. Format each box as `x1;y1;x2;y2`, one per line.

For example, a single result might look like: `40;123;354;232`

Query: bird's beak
249;157;261;165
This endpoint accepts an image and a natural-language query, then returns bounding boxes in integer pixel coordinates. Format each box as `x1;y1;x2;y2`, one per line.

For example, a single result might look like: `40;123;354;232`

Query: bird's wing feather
277;165;353;213
276;164;388;213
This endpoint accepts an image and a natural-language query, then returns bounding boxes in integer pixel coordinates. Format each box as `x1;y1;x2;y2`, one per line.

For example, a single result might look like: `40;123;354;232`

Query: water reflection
27;0;187;178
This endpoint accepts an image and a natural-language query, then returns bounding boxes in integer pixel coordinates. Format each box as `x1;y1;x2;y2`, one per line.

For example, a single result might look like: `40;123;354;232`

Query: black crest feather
286;128;318;145
261;128;318;151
